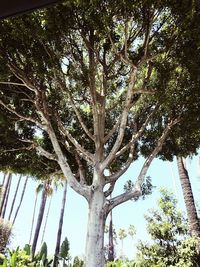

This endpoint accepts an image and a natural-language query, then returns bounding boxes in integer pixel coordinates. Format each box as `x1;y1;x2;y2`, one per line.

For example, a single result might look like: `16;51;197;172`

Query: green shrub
0;219;12;254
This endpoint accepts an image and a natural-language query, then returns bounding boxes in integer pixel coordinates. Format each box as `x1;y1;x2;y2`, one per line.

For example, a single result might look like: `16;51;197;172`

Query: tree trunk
177;156;200;237
29;193;38;244
31;187;47;258
108;210;114;262
12;176;28;224
1;172;6;186
41;194;52;244
2;174;12;219
84;189;106;267
8;175;22;221
53;180;68;267
0;172;12;217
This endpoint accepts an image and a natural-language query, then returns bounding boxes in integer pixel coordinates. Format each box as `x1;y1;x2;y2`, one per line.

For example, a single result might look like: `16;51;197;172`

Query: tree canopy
0;1;199;266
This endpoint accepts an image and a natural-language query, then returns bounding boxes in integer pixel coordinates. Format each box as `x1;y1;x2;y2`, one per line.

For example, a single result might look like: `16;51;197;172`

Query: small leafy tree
136;188;200;267
60;237;70;266
72;256;84;267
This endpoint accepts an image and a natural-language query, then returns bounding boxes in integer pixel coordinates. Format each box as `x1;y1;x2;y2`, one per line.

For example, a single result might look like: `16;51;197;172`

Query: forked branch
107;118;180;213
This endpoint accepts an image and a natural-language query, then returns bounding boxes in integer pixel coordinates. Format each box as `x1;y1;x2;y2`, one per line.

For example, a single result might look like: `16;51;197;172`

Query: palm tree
40;193;53;244
118;228;127;260
29;183;43;244
31;180;51;258
12;176;28;225
53;179;68;267
108;209;114;262
8;174;22;221
0;172;12;218
1;172;6;186
2;174;12;219
177;156;200;237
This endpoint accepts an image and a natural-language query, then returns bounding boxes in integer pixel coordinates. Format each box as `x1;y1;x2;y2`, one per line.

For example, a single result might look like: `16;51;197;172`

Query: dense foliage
136;189;200;267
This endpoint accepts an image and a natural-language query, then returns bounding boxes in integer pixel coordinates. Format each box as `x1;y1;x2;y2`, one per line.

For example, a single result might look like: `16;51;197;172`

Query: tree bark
29;193;38;244
177;156;200;237
2;174;12;219
41;194;52;244
8;174;22;221
53;180;68;267
31;186;47;258
84;188;107;267
12;176;28;224
108;210;114;262
1;172;6;186
0;172;12;217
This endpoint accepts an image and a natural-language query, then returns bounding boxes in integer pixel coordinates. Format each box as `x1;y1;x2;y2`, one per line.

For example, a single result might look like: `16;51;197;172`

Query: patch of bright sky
0;155;199;260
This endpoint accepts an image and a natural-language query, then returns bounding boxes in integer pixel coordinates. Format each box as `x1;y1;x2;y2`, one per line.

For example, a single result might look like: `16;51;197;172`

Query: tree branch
8;63;38;93
101;67;137;170
46;124;91;201
60;81;94;141
36;146;58;161
115;104;159;158
0;99;44;130
104;181;116;198
104;118;121;143
105;145;135;183
56;114;94;164
75;152;87;185
107;118;180;213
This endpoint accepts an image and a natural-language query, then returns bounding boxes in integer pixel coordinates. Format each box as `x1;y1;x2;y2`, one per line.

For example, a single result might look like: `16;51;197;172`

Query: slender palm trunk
53;180;68;267
31;187;47;258
108;210;114;261
41;194;52;244
12;176;28;225
29;193;38;244
0;172;12;217
177;156;200;237
8;175;22;221
1;172;6;185
2;175;12;219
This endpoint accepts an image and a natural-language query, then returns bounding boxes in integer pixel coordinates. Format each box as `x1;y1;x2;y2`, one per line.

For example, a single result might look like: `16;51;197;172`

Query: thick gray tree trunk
84;187;106;267
177;156;200;237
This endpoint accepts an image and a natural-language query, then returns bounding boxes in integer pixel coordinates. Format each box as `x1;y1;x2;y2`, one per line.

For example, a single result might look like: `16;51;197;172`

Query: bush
0;219;12;254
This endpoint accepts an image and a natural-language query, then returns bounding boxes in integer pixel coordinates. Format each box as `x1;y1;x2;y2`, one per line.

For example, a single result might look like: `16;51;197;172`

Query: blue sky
1;155;199;260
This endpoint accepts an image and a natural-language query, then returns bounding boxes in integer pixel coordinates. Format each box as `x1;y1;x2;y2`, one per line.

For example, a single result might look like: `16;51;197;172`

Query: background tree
136;188;200;267
0;1;199;266
59;237;70;267
8;174;22;221
12;176;28;225
0;173;12;218
177;157;200;238
0;186;12;256
29;183;43;244
31;180;52;258
53;179;68;267
118;228;127;259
